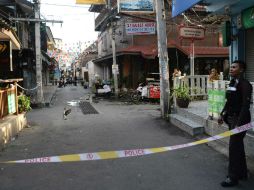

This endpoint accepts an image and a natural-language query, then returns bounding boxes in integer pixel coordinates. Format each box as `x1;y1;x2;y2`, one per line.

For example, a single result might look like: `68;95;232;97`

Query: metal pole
34;0;44;104
190;41;195;76
110;25;119;97
155;0;170;118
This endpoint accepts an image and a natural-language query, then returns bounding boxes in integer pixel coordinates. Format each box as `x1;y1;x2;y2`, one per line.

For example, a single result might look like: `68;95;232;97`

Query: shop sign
118;0;154;13
242;6;254;29
179;26;205;40
125;22;156;35
149;85;160;99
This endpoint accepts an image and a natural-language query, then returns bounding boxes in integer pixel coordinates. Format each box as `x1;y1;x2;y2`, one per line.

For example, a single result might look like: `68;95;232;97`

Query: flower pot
176;98;190;108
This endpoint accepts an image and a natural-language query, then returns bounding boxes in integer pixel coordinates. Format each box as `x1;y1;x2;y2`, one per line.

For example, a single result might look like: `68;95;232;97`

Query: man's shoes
221;177;238;187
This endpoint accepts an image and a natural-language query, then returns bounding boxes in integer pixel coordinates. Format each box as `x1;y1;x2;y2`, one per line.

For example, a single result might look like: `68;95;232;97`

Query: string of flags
46;40;97;64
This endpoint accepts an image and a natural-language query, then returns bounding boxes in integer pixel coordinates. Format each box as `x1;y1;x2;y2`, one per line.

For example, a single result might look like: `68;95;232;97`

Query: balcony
94;0;118;31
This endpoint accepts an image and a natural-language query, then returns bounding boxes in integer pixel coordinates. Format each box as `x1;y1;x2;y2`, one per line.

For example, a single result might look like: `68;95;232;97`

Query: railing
173;75;209;97
0;79;23;119
173;75;254;103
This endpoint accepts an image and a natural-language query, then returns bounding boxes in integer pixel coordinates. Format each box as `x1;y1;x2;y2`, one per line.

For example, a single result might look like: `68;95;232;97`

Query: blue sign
172;0;201;18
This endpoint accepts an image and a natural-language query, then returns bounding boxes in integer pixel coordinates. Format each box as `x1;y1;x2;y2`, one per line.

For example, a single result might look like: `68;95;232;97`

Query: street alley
0;86;254;190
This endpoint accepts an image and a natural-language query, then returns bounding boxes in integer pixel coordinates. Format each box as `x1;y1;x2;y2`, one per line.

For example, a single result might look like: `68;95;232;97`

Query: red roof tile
181;46;229;57
119;40;229;59
168;40;229;57
120;45;157;59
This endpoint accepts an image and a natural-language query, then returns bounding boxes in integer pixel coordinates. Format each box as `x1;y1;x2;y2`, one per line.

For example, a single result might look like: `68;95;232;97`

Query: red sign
149;85;160;99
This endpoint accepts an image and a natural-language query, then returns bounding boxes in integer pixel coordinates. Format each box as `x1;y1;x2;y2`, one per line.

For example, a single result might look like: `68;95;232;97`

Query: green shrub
18;95;32;113
172;86;191;101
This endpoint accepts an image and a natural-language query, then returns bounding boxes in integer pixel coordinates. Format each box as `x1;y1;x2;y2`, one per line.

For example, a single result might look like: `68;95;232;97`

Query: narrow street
0;85;253;190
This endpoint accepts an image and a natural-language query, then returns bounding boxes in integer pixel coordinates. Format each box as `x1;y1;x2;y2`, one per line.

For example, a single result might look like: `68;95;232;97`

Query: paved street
0;86;254;190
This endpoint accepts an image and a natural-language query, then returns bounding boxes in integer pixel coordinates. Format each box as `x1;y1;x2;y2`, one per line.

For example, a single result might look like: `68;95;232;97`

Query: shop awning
181;46;229;58
167;40;229;57
93;45;157;63
120;45;157;59
93;42;229;63
0;28;21;50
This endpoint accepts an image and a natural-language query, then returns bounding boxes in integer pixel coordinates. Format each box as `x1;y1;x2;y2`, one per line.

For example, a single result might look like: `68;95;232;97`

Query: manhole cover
79;101;99;114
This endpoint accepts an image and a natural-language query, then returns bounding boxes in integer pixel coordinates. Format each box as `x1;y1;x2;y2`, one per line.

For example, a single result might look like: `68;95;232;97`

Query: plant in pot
172;86;191;108
18;95;32;113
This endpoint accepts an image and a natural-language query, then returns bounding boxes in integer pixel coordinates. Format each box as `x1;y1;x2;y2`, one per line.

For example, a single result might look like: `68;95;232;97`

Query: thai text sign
179;27;205;40
125;22;156;35
118;0;154;13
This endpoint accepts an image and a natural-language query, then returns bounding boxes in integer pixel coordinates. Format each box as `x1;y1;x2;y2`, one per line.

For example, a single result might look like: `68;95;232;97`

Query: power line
41;3;90;8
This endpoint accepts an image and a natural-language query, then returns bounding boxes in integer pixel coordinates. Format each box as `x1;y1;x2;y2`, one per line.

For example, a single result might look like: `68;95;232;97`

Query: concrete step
169;114;204;136
175;107;207;126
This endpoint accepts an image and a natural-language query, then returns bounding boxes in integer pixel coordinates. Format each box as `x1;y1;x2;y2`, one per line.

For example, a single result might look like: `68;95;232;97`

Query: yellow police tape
1;122;253;164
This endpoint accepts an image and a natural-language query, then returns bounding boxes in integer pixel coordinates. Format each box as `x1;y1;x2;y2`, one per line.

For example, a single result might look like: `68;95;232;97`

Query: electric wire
41;3;90;8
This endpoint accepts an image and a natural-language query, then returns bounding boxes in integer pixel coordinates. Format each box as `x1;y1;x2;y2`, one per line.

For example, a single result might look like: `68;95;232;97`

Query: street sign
125;22;156;35
179;26;205;40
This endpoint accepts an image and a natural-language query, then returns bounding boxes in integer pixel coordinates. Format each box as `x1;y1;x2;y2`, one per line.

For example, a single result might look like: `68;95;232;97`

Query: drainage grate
79;101;99;114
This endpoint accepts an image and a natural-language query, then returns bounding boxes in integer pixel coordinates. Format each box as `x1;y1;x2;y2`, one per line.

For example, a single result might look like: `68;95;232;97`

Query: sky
40;0;98;45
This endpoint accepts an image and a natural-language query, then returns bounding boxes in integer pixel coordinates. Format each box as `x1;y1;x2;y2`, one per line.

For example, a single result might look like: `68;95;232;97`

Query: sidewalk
43;85;58;106
0;113;27;150
170;100;254;172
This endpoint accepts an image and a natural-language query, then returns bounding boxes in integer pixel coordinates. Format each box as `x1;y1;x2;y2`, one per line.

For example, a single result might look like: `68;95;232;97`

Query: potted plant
172;86;191;108
18;95;32;113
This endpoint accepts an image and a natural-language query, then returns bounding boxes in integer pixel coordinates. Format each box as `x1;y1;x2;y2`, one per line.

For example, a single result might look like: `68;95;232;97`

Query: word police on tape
1;123;253;164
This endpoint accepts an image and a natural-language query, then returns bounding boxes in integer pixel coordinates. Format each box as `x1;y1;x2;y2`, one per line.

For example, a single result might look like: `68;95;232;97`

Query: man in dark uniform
218;60;252;187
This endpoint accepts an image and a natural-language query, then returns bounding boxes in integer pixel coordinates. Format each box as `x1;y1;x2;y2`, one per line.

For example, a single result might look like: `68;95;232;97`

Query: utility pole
34;0;43;105
110;24;119;97
155;0;170;118
108;0;119;97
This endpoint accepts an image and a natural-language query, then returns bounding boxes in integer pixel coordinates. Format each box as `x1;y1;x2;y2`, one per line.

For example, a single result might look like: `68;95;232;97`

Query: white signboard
125;22;156;35
179;27;205;40
112;64;119;74
118;0;154;13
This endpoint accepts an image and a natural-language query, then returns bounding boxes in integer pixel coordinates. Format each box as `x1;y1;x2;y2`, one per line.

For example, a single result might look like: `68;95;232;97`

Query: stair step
175;107;207;126
169;114;204;136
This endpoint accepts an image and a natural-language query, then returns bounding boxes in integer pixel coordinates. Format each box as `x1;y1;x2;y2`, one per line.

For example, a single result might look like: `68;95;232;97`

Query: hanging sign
118;0;155;13
125;22;156;35
76;0;106;4
179;26;205;40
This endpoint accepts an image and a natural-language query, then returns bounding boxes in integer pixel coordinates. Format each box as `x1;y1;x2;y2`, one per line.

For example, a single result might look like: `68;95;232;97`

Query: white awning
0;28;21;50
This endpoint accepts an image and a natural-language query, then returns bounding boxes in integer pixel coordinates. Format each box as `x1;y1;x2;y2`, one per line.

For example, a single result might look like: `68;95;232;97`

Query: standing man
218;60;252;187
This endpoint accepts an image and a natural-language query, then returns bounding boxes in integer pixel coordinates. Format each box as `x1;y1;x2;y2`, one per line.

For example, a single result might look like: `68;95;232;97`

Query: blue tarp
172;0;201;18
172;0;254;17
